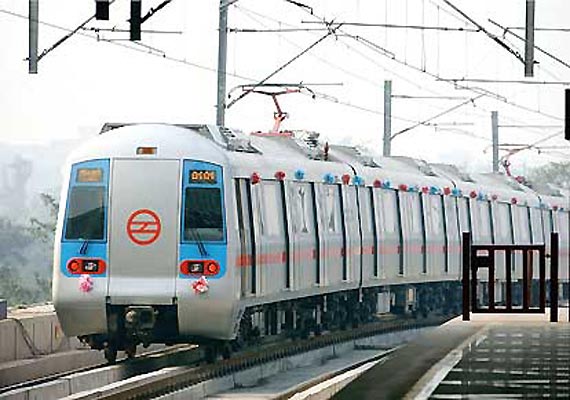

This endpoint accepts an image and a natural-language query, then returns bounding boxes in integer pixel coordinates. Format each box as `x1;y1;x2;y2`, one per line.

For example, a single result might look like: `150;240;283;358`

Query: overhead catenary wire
280;0;564;124
0;8;252;80
440;78;570;85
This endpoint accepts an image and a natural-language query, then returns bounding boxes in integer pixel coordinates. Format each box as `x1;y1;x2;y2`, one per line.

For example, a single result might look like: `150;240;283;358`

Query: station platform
335;309;570;399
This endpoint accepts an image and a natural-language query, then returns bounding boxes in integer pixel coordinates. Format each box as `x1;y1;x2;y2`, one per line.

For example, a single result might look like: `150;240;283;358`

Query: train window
183;187;223;241
558;211;568;239
457;198;470;234
444;197;459;238
358;187;374;233
530;208;544;243
512;205;530;243
290;183;313;234
64;186;106;240
260;181;284;237
472;201;491;242
377;189;397;233
426;195;443;235
401;192;422;234
494;203;512;243
324;185;341;233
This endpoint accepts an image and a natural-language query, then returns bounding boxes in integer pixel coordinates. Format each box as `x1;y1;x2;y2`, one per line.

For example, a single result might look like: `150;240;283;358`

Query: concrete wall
0;312;80;363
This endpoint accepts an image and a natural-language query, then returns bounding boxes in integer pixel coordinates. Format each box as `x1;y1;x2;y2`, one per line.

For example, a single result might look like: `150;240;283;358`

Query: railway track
0;344;200;398
71;314;454;400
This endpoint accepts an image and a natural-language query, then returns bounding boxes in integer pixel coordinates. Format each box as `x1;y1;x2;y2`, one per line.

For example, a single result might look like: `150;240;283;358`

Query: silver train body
52;123;570;350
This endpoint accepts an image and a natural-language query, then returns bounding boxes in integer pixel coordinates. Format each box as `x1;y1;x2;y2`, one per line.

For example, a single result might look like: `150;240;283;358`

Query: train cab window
183;187;224;241
64;186;107;240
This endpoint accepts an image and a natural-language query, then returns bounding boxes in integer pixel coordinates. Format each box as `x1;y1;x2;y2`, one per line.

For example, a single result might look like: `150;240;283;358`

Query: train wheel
204;345;218;363
221;343;232;360
104;344;118;364
125;343;137;359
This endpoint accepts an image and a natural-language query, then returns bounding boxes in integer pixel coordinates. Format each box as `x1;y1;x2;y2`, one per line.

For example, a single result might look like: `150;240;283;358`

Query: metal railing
462;231;563;322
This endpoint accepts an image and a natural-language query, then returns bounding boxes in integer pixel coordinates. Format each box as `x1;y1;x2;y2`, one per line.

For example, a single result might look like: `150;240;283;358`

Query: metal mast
216;0;229;126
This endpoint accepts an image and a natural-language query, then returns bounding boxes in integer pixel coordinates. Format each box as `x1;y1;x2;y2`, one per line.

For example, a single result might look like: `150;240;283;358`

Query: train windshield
183;187;223;241
64;186;107;240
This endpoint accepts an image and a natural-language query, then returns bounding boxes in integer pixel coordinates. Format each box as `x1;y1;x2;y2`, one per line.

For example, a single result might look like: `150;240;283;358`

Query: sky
1;0;570;177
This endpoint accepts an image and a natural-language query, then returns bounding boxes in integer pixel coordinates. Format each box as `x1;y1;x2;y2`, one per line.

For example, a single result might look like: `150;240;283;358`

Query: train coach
52;123;569;362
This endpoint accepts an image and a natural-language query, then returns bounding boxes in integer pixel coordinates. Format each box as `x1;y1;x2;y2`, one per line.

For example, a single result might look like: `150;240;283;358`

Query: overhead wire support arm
141;0;174;24
442;0;524;64
35;0;116;63
488;19;570;72
301;20;481;32
390;94;484;140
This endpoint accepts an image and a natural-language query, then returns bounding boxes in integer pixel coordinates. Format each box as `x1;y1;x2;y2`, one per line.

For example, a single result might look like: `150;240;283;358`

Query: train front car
52;124;239;362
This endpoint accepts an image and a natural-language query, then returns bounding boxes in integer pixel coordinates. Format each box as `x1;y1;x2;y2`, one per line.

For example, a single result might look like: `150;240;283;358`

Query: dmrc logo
126;209;162;246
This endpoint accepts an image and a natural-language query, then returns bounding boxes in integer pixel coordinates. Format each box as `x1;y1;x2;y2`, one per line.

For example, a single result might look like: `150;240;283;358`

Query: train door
251;180;288;295
373;189;401;278
422;193;445;277
320;184;344;286
399;191;424;277
492;202;513;281
108;159;179;304
235;179;255;297
342;186;361;283
288;182;318;290
358;187;375;285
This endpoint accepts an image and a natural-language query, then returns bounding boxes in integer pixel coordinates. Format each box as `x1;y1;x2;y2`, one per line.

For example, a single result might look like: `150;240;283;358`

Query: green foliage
0;193;58;307
527;162;570;189
29;193;59;243
0;265;50;307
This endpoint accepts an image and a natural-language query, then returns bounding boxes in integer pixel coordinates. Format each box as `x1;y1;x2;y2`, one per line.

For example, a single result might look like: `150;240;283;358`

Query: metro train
52;123;569;362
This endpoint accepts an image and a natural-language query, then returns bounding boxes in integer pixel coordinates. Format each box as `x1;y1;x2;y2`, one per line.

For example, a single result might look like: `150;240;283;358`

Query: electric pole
525;0;535;77
216;0;229;126
383;80;392;156
28;0;38;74
492;111;499;172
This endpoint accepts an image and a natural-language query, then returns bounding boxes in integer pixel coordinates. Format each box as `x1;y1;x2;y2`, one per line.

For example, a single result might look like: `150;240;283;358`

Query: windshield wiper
79;239;89;255
190;229;209;258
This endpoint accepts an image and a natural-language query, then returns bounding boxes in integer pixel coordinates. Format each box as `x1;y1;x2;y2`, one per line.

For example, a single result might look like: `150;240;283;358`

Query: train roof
63;123;566;210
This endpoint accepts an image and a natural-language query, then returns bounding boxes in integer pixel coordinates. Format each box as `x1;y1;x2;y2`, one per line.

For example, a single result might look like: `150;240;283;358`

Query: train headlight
205;261;220;275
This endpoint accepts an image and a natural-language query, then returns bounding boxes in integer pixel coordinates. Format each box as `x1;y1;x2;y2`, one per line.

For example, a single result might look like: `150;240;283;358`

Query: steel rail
89;315;454;400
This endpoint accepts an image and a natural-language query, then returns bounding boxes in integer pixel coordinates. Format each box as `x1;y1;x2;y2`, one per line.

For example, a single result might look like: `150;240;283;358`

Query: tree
527;162;570;190
29;193;58;243
0;193;59;306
